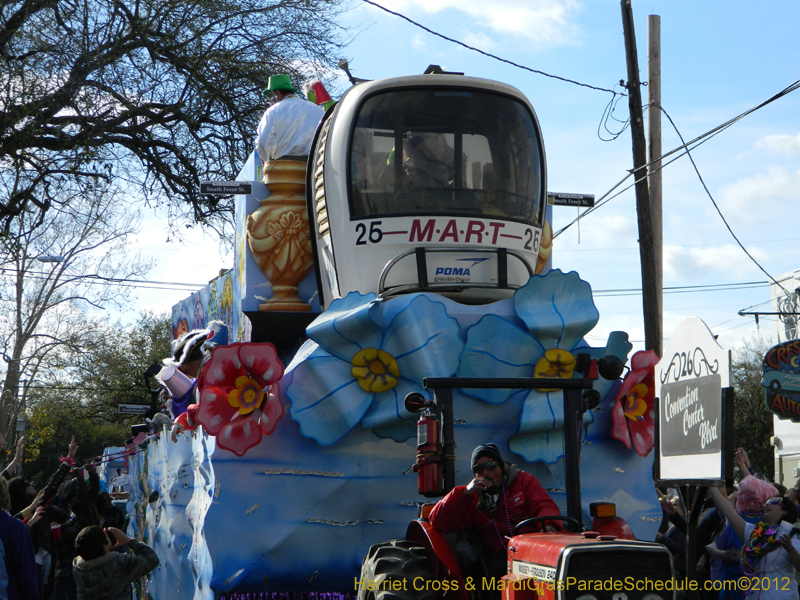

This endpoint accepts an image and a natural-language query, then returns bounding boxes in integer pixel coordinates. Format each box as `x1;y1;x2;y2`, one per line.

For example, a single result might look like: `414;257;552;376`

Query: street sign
118;403;150;415
655;316;731;483
547;192;595;207
200;181;253;195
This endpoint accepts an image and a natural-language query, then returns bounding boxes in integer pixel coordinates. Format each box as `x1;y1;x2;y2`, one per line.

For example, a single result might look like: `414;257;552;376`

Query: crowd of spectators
0;432;157;600
657;448;800;600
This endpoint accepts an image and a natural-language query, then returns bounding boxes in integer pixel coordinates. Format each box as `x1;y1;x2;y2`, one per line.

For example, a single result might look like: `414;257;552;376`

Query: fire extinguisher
412;408;443;497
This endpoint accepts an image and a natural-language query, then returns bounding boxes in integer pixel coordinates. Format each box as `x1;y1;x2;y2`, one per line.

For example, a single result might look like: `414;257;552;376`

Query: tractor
357;371;675;600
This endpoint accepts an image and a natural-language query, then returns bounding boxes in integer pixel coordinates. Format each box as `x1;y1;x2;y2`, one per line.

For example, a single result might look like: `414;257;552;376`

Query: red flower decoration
195;343;284;457
611;350;659;457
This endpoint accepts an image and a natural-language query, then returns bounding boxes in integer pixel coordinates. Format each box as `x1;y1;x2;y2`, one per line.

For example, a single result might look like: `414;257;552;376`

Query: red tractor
358;362;675;600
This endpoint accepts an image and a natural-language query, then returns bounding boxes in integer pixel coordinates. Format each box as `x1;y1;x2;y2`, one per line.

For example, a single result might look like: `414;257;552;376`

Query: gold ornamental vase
246;160;314;312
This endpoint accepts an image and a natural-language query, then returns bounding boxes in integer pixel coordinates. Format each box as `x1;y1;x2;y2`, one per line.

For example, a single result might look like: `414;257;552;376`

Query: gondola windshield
349;88;544;225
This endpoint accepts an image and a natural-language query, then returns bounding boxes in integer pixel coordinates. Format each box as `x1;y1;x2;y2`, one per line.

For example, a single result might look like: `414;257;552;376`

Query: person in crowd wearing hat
429;444;563;589
254;74;323;164
73;526;158;600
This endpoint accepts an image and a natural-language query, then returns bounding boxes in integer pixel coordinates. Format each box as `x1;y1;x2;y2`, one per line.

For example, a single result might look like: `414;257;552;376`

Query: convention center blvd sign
655;317;734;485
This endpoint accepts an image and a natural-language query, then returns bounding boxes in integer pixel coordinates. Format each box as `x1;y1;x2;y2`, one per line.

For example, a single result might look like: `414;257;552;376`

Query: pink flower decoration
195;343;284;457
611;350;659;457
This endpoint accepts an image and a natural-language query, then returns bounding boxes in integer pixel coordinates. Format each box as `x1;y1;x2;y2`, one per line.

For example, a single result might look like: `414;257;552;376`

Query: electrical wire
0;268;206;291
562;238;800;252
593;280;769;298
24;385;150;393
553;175;635;238
598;83;632;141
652;78;800;171
656;102;795;300
553;77;800;240
360;0;622;95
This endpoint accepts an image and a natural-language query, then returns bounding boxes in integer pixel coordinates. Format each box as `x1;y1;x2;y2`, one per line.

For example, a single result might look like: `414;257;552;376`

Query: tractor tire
358;540;438;600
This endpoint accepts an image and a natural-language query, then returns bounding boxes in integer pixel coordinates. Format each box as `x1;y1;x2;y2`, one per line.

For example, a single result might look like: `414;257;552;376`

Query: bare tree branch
0;182;152;437
0;0;347;235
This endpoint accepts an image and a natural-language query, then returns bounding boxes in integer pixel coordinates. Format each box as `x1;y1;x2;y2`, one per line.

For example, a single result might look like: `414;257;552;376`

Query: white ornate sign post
655;317;733;484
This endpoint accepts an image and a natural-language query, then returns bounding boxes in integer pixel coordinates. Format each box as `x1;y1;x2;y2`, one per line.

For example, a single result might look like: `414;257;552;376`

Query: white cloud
754;133;800;157
120;212;232;322
370;0;582;47
663;244;769;282
718;166;800;224
411;33;429;52
559;213;637;249
462;31;497;51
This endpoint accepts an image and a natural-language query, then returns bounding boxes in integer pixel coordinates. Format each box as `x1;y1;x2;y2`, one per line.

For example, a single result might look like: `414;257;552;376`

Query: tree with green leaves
22;311;171;485
0;0;346;234
731;336;774;481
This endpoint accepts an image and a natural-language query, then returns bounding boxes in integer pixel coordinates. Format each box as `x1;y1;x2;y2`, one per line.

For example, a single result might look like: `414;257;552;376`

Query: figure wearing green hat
255;74;323;164
264;74;296;94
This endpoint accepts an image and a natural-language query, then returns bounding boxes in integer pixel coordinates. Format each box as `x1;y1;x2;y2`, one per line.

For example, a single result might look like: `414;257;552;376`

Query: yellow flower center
623;383;648;420
351;348;400;393
228;375;264;415
534;349;576;392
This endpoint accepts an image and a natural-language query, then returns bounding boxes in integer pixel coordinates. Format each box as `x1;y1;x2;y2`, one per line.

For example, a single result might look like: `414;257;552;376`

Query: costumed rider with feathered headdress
156;321;227;442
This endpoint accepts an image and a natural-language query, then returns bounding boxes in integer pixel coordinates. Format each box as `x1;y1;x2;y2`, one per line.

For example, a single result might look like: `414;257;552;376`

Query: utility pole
648;14;663;357
621;0;662;356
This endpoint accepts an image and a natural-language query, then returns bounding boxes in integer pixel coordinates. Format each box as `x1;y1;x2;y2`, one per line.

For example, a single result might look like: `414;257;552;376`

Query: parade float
125;69;666;599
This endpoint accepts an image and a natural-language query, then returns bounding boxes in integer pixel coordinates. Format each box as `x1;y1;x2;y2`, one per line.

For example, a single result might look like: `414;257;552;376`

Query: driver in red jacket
429;443;563;575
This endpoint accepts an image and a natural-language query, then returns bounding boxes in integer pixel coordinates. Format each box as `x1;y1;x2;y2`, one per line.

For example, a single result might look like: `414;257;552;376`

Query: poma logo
434;258;487;280
434;258;490;276
435;267;471;276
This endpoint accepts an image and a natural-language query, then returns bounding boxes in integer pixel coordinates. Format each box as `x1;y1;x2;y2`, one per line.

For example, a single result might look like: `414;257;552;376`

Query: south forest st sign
118;403;150;415
199;181;253;195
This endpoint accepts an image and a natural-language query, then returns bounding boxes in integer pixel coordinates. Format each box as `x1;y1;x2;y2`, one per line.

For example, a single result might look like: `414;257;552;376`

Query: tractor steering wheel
514;515;582;534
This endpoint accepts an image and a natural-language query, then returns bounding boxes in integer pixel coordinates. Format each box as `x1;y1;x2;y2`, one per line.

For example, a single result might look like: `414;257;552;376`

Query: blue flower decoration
457;269;632;464
286;292;464;445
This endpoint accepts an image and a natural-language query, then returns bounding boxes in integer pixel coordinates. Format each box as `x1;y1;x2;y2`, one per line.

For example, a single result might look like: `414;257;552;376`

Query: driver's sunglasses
473;460;498;474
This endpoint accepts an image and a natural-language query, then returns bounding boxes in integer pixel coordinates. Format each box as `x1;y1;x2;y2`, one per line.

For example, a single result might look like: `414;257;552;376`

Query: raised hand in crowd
27;505;46;526
734;447;751;478
1;435;26;479
68;435;79;459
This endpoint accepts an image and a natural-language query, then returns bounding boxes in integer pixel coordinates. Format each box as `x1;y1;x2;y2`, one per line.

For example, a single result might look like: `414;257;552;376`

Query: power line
360;0;621;95
560;237;800;252
653;78;800;169
593;280;769;298
25;385;150;393
553;77;800;240
0;268;206;292
657;103;794;300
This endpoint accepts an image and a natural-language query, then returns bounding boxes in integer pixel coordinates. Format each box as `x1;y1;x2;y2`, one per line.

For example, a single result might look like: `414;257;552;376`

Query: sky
129;0;800;357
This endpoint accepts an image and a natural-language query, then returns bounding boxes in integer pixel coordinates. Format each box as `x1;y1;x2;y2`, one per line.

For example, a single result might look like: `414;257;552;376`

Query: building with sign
768;269;800;486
